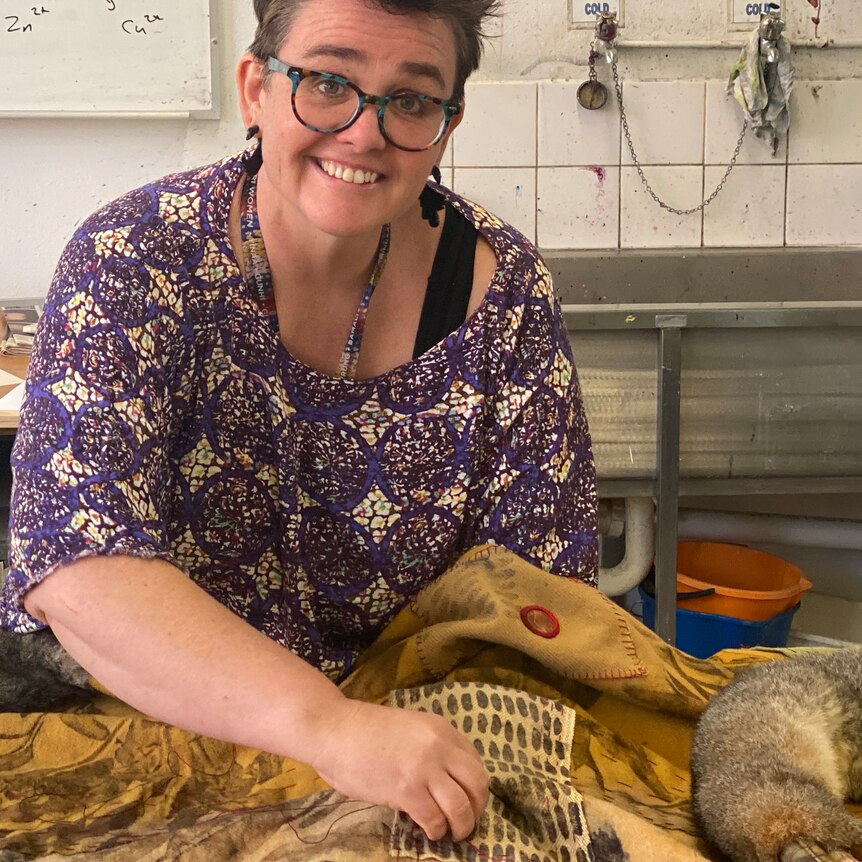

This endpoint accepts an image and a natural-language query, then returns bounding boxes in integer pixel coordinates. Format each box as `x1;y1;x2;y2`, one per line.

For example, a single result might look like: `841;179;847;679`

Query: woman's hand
312;699;489;842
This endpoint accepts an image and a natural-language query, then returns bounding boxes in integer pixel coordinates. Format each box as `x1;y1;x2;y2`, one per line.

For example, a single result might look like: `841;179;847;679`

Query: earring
242;125;263;175
419;165;444;228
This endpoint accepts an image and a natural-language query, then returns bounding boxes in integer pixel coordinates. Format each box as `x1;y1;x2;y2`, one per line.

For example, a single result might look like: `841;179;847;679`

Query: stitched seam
464;545;498;563
415;633;473;679
577;666;648;680
602;592;643;665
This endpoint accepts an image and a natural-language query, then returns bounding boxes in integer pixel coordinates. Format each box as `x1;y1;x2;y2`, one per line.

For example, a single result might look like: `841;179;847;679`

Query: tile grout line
618;79;623;249
701;81;707;247
534;83;539;246
437;161;862;169
783;127;791;247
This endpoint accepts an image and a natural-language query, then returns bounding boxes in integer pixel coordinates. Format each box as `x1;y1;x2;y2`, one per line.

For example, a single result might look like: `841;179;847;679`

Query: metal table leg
654;314;686;644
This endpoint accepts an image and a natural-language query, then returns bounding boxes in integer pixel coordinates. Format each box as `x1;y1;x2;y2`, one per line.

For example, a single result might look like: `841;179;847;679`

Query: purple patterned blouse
0;151;598;680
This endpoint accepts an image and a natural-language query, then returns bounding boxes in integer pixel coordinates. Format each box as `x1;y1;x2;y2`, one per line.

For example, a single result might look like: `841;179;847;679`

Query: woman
0;0;597;842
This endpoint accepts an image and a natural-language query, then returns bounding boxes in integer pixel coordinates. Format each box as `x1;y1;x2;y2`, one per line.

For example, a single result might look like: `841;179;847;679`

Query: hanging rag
727;29;794;154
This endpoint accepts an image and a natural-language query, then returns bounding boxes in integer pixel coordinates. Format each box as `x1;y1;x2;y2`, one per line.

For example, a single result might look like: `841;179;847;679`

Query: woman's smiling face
238;0;462;239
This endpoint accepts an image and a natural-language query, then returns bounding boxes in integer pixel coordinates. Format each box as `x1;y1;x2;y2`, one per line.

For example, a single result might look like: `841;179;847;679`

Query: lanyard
239;171;391;379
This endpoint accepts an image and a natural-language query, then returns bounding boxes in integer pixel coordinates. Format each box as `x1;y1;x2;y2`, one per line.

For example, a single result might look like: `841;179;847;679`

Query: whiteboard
0;0;219;117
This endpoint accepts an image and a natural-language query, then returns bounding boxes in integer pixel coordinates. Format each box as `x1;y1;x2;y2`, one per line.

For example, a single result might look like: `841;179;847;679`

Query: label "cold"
569;0;624;29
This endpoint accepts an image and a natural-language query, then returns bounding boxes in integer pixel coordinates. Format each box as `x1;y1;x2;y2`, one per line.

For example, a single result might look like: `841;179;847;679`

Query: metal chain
611;61;749;216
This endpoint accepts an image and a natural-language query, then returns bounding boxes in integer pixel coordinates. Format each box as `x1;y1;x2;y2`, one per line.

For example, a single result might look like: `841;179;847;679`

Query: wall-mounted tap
759;9;785;63
595;11;619;63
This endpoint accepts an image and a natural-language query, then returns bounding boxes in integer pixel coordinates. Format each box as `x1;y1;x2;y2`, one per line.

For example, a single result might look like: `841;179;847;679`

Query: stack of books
0;304;42;356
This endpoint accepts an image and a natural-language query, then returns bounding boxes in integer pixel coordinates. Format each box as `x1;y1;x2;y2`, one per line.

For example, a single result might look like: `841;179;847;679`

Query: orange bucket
674;541;812;622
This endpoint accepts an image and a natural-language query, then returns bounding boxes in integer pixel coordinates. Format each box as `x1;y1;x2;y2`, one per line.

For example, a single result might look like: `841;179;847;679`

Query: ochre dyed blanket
0;546;803;860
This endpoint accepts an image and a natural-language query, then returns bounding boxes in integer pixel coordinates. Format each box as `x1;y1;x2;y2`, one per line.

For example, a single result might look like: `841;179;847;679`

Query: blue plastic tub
638;587;800;659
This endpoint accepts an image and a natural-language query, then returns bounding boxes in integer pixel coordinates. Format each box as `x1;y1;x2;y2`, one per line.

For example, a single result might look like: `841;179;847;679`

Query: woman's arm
25;555;488;841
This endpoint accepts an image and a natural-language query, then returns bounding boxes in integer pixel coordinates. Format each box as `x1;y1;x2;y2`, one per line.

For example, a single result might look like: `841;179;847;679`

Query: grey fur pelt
0;629;92;712
691;648;862;862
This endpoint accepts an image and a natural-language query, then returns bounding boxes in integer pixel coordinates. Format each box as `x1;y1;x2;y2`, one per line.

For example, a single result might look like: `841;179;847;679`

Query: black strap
413;202;478;358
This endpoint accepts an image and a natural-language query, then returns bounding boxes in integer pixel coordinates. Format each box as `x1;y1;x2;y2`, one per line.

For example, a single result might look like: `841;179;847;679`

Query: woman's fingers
417;725;488;841
446;754;490;822
405;789;450;841
427;772;484;842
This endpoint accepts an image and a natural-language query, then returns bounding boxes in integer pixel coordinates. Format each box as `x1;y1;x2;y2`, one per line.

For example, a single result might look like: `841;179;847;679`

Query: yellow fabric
0;545;798;860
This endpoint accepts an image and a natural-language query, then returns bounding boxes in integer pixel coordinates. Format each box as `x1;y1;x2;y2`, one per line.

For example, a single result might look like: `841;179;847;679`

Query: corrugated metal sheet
569;326;862;480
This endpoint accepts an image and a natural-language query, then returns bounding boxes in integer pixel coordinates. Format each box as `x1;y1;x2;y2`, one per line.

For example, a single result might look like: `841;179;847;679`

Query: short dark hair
249;0;501;100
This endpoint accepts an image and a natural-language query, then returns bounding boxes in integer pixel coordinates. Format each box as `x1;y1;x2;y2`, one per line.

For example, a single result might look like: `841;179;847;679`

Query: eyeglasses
266;57;461;152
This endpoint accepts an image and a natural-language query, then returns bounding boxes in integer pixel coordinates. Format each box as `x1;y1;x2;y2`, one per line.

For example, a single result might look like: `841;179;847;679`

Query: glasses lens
294;75;447;150
294;74;360;132
381;94;447;150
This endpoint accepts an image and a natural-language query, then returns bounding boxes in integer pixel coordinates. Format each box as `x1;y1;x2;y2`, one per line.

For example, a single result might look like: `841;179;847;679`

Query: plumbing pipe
617;39;862;49
678;510;862;551
597;498;626;538
598;497;656;597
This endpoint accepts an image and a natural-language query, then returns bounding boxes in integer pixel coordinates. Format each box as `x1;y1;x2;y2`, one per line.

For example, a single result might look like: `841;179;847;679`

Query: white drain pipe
598;497;656;597
678;510;862;552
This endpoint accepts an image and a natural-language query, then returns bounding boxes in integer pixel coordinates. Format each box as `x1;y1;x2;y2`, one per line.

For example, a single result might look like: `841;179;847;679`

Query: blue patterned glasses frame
266;57;461;152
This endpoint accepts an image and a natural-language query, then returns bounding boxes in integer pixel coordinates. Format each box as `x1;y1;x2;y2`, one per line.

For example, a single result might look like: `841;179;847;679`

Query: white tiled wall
620;82;706;166
702;165;786;247
538;167;619;249
446;78;862;250
786;165;862;246
453;82;537;168
620;167;703;248
457;168;537;242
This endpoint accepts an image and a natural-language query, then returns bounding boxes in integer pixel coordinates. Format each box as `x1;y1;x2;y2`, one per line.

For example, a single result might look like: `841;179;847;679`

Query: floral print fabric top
0;151;598;681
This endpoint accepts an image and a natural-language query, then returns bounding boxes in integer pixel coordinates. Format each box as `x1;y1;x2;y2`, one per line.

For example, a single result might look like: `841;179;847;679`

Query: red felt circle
519;605;560;639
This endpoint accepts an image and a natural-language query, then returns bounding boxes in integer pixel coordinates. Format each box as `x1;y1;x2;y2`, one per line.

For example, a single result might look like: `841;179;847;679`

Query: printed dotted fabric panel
388;681;594;862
